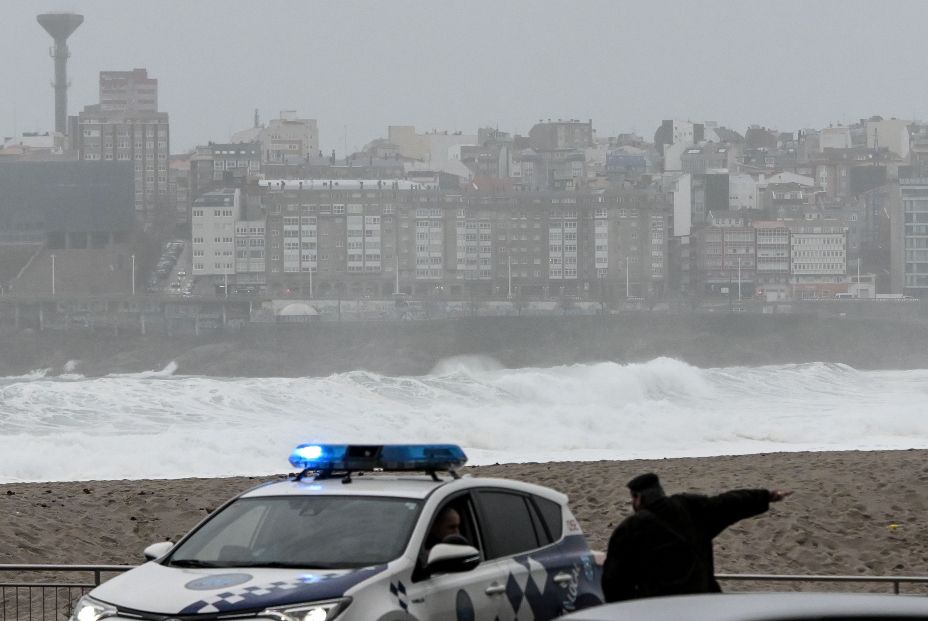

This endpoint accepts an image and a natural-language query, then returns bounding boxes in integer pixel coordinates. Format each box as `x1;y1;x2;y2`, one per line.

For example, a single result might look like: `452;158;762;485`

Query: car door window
528;497;551;546
532;495;563;542
414;494;482;581
407;493;505;621
476;491;541;559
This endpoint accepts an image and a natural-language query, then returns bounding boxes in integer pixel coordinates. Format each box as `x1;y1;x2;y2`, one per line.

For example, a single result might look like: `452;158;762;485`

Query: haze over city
5;4;928;616
4;0;928;153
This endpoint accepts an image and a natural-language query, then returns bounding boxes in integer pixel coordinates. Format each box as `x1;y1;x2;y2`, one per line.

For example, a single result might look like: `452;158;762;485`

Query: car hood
91;561;387;614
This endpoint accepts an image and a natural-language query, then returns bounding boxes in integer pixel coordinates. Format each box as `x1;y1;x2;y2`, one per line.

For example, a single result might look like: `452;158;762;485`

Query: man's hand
769;490;793;502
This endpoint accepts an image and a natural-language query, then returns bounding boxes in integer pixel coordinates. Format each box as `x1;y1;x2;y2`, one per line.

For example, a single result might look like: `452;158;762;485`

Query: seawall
1;313;927;377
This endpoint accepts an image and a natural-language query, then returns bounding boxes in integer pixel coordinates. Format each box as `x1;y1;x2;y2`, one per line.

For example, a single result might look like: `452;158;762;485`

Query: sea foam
1;358;927;483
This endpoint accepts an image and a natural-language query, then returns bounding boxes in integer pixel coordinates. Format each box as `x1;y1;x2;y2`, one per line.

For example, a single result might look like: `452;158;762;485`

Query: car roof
560;593;928;620
239;474;568;503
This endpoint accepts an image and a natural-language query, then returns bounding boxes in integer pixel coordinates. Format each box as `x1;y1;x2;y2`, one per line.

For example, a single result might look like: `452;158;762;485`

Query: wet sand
2;450;926;590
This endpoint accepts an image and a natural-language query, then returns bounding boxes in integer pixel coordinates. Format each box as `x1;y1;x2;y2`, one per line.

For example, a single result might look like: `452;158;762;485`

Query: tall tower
36;12;83;134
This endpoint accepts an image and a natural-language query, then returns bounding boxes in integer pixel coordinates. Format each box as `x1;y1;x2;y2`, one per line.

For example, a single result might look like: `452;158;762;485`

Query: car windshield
168;495;422;569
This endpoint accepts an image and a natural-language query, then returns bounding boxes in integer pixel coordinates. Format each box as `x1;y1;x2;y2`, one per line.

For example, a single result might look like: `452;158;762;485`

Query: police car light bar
288;443;468;473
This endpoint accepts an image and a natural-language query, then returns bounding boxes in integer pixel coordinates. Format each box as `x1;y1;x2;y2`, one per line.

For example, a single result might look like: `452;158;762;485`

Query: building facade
255;181;671;301
77;68;169;221
788;222;847;298
191;189;238;279
898;178;928;296
99;68;158;113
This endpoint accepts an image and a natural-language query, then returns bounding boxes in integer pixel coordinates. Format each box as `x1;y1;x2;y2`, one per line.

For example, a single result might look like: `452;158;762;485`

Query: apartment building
234;219;266;287
694;224;756;295
788;222;847;298
76;68;169;221
753;221;791;300
99;68;157;113
255;181;671;301
898;178;928;296
191;189;238;279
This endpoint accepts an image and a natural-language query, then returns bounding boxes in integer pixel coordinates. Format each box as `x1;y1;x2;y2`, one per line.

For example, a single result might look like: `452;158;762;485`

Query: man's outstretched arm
698;488;791;537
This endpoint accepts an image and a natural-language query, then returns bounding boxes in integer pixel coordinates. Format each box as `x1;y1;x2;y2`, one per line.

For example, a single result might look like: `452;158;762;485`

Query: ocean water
1;356;927;483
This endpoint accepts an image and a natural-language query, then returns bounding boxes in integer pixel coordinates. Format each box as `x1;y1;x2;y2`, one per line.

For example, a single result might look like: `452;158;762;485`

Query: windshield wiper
168;559;224;568
244;562;344;569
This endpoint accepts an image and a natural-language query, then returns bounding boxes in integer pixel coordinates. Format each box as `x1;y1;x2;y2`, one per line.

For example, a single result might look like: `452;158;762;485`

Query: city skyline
4;0;928;154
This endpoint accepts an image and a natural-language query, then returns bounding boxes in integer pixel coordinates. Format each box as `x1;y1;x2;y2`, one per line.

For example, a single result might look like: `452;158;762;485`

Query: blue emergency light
288;443;468;472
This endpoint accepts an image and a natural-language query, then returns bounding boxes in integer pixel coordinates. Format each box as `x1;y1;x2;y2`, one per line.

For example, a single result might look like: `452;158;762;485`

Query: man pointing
602;472;792;602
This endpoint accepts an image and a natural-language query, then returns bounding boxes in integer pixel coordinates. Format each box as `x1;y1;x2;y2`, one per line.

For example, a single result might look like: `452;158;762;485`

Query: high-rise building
99;68;158;113
897;178;928;296
76;69;170;223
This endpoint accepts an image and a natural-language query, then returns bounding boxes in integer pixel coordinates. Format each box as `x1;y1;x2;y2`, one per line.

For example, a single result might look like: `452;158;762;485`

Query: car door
405;493;506;621
474;490;580;621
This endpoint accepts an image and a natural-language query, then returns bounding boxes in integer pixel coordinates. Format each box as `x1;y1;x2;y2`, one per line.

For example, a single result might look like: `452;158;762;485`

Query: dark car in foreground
557;592;928;621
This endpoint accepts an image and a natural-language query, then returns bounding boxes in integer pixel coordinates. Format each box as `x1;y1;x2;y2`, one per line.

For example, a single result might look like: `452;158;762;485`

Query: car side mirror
426;543;481;575
143;541;174;561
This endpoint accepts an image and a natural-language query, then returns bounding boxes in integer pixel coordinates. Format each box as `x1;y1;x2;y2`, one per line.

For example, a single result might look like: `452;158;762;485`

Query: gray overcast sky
3;0;927;154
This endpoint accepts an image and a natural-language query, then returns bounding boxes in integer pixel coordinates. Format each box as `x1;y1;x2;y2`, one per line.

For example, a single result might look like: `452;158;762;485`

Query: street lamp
51;253;56;296
625;256;630;299
599;270;605;313
507;255;512;300
131;254;136;296
737;257;742;304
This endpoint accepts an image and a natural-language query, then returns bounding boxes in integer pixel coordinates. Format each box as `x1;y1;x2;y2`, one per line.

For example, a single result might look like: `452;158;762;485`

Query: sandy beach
2;450;927;592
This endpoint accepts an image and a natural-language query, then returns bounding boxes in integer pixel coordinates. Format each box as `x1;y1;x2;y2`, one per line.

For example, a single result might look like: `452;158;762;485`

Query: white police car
71;444;603;621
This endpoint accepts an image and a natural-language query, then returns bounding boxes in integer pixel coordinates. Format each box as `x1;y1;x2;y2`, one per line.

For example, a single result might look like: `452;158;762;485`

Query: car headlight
69;595;116;621
263;598;350;621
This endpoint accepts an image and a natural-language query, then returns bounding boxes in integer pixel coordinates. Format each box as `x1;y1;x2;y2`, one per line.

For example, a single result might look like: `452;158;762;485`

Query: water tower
36;12;83;134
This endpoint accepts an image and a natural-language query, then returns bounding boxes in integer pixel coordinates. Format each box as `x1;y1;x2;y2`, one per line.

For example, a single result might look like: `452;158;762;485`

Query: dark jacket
602;489;771;602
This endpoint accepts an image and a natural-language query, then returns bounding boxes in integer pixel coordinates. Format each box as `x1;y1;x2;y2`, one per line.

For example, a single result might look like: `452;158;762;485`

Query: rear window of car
533;495;563;541
477;491;541;558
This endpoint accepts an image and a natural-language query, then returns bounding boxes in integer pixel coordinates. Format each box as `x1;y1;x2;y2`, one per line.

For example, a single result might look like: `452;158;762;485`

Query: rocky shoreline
1;313;927;377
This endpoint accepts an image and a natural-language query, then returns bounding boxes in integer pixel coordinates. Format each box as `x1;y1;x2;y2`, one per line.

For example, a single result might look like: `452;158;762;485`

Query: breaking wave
1;357;927;482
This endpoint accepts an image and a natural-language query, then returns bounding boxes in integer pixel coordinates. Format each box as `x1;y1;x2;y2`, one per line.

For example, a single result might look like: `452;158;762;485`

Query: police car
71;444;603;621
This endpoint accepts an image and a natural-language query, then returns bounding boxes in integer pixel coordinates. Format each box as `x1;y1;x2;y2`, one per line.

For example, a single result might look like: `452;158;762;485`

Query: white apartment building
234;219;266;284
263;111;319;163
415;207;444;279
282;212;317;276
347;205;381;274
388;126;477;180
729;174;759;211
455;212;492;281
789;224;847;298
191;189;237;277
667;120;695;145
820;126;852;151
649;213;667;281
865;118;910;159
899;178;928;296
548;209;578;281
594;206;609;277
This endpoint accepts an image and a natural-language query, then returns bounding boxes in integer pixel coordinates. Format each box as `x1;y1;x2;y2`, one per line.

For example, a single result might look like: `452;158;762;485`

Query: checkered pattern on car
389;579;408;611
498;556;556;619
180;579;308;614
177;566;387;615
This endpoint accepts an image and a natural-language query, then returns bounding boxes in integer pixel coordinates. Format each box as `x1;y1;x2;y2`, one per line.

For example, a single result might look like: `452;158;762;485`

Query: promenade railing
2;566;928;620
717;573;928;595
0;564;131;621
